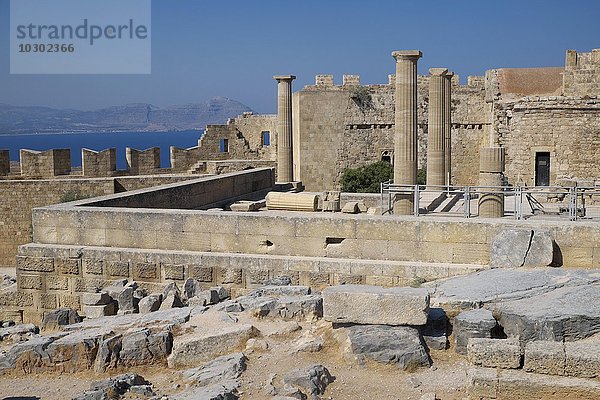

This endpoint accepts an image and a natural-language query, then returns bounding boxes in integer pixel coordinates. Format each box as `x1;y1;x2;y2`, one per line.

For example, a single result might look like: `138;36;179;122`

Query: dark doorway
535;152;550;186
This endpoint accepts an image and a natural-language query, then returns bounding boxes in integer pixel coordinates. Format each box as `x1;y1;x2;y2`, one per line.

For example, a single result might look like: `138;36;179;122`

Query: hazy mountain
0;97;253;134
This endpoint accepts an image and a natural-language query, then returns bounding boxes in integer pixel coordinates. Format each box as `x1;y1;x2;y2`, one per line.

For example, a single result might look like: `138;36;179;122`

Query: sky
0;0;599;114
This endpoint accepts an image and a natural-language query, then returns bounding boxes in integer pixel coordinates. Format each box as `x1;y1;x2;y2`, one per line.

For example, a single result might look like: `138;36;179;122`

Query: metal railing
380;181;600;221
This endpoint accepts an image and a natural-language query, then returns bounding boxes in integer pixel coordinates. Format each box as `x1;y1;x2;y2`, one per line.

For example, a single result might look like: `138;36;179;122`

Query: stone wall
82;148;117;177
495;96;600;185
126;147;161;175
564;49;600;97
294;74;488;190
0;175;197;267
20;149;71;178
0;149;9;176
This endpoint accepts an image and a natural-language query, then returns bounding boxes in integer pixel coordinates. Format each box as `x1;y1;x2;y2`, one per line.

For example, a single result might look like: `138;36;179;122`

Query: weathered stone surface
94;334;122;373
283;364;334;399
264;276;292;286
323;285;429;326
82;303;117;318
293;333;324;353
0;323;38;342
72;373;153;400
183;278;203;301
426;267;600;309
454;308;498;355
469;367;600;400
341;201;360;214
565;341;600;378
344;324;430;370
524;340;565;375
467;338;522;369
237;293;323;321
494;283;600;343
41;308;81;331
168;312;257;368
138;293;162;313
159;282;184;310
119;328;172;367
81;292;112;306
182;352;247;386
490;229;555;268
251;285;311;297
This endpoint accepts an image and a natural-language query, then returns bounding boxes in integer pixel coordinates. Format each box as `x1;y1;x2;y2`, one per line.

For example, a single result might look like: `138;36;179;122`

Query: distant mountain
0;97;253;134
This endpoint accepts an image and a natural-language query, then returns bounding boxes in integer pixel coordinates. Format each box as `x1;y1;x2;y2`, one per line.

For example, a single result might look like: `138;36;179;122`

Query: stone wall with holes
295;73;488;190
10;207;600;323
0;175;196;268
494;96;600;186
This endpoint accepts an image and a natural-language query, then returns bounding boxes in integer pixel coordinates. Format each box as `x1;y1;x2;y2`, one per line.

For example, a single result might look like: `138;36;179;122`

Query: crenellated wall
0;150;9;176
82;148;117;177
126;147;161;175
564;49;600;97
20;149;71;178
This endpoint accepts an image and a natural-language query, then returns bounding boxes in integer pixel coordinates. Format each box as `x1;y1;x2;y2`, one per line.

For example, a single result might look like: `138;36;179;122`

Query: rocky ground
0;266;599;400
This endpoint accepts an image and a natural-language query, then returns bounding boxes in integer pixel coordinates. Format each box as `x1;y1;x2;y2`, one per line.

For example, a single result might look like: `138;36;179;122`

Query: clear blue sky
0;0;598;113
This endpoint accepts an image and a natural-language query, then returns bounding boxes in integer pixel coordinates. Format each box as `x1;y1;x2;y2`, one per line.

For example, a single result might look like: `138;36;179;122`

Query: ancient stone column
478;147;505;218
426;68;448;187
444;72;453;186
392;50;422;215
274;75;296;183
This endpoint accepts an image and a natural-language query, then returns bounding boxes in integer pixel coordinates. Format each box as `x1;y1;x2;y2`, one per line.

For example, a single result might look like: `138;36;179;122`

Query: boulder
344;324;430;370
159;284;184;310
41;308;81;331
119;328;173;367
138;293;162;313
283;364;334;399
454;308;498;354
183;278;203;301
81;292;112;306
323;285;429;326
72;373;153;400
103;284;138;315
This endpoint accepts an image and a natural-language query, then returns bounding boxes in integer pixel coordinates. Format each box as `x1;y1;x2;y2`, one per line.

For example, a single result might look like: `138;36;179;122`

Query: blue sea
0;130;203;169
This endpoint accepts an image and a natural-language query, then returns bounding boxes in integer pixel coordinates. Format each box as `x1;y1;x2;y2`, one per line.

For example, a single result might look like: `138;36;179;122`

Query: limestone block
341;201;360;214
16;256;54;273
467;367;499;399
83;303;117;318
47;276;69;291
490;229;555;268
162;264;184;280
138;294;162;313
266;192;318;212
41;308;81;331
40;293;58;310
83;259;103;275
524;340;565;375
467;338;522;369
454;309;497;355
133;262;158;280
565;341;600;378
106;261;130;277
82;292;112;306
188;265;213;282
18;275;43;290
323;284;429;326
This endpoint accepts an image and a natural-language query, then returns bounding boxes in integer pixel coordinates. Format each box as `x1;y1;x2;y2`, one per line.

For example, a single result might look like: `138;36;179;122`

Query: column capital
429;68;448;76
392;50;422;62
273;75;296;82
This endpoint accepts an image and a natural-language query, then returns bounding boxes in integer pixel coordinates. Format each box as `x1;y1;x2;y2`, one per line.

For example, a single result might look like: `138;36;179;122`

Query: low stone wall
0;175;198;267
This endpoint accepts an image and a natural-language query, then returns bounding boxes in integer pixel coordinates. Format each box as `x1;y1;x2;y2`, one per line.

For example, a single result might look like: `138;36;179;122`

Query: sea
0;130;203;169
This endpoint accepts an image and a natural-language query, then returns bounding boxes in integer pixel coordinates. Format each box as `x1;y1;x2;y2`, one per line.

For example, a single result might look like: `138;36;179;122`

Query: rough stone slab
138;293;162;313
168;323;257;368
283;364;334;398
426;267;600;309
41;308;81;331
494;283;600;343
454;308;497;354
490;228;534;268
249;285;311;297
565;341;600;378
467;367;498;399
0;323;38;342
81;292;111;306
467;338;522;369
73;373;152;400
323;285;429;326
344;324;430;370
524;340;565;375
237;294;323;321
182;352;247;385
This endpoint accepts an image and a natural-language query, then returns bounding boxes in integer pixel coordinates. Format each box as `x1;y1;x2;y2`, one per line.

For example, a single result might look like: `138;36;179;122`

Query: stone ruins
0;48;599;399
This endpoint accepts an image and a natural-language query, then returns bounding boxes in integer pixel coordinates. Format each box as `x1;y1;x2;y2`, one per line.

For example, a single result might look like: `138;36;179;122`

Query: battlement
82;148;117;178
126;147;161;175
0;150;9;176
564;49;600;97
315;74;334;86
20;148;71;178
343;74;360;86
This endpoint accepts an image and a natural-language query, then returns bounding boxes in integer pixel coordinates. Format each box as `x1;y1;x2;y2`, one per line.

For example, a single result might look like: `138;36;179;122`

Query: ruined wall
294;74;488;190
170;113;277;173
496;96;600;185
82;148;117;177
0;150;9;176
0;175;196;268
564;49;600;97
20;149;71;178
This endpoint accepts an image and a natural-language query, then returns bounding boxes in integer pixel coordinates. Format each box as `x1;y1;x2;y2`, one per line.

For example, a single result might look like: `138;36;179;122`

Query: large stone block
524;341;565;375
467;338;522;369
454;309;498;355
565;341;600;378
490;229;556;268
16;256;55;273
323;284;429;326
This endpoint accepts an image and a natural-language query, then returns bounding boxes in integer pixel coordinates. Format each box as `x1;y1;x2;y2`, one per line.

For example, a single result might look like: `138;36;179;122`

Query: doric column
392;50;422;215
426;68;448;187
274;75;295;182
478;147;505;218
444;72;453;186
